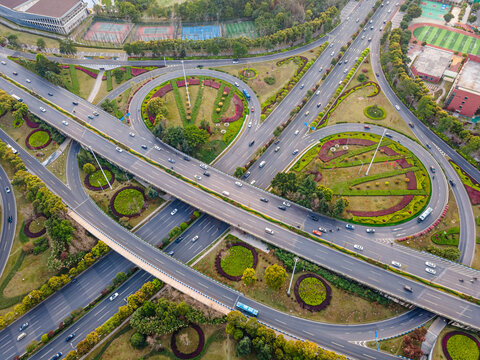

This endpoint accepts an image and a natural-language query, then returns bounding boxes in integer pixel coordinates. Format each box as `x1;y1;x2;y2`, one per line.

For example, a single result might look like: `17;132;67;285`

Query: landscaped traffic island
171;324;205;359
24;214;47;238
294;273;331;311
110;186;146;218
84;168;115;191
364;105;386;120
216;242;258;281
140;76;248;163
26;129;52;150
290;132;431;225
441;330;480;360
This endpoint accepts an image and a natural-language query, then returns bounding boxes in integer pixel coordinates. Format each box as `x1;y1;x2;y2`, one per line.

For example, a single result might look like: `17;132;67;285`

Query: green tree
113;272;128;286
468;15;477;23
273;126;282;137
236;336;252;356
265;264;287;290
83;163;96;174
36;38;46;51
112;68;125;84
242;267;257;286
7;34;20;48
271;172;298;196
444;13;454;23
332;197;347;217
41;333;49;343
59;39;77;55
233;41;248;58
437;116;453;133
234;167;246;178
357;73;367;82
153;120;165;138
416;96;435;121
130;332;146;349
406;5;422;18
119;1;140;22
147;97;168;119
183;124;209;152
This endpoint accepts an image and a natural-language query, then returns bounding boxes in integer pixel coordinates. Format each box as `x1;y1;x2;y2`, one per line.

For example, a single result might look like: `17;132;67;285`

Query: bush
130;332;146;349
264;76;276;85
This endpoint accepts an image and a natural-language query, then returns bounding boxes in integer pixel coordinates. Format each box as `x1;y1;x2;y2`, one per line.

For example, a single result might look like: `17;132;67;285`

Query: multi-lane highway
0;165;16;276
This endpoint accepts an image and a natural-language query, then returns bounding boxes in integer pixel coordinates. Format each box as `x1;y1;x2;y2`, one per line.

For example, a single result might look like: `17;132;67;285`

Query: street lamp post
287;257;299;296
181;60;191;107
365;128;386;176
88;146;112;190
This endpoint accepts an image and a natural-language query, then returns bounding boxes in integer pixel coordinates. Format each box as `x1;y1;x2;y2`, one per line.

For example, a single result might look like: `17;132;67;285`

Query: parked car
170;208;178;215
425;261;436;268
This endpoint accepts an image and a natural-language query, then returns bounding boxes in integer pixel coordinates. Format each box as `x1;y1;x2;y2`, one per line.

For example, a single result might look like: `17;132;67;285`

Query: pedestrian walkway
87;70;104;103
229;228;269;252
42;138;71;167
422;317;448;356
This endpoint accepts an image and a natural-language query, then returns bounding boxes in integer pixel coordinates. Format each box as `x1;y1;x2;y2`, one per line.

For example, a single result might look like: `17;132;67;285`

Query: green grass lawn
220;245;254;277
88;169;113;188
27;130;50;148
175;326;200;353
413;26;480;55
27;217;46;234
113;188;145;216
298;277;327;305
46;141;70;183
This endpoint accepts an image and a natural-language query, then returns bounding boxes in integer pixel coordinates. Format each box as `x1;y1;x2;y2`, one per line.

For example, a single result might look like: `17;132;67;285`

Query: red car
364;124;371;129
250;106;255;112
312;230;322;236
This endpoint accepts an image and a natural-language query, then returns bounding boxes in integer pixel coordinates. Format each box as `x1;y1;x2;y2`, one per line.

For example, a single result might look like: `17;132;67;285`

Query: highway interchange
0;0;479;358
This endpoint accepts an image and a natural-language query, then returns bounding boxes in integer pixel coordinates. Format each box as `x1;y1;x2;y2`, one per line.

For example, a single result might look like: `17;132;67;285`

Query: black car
203;171;210;177
183;156;190;161
426;143;431;149
141;145;148;150
72;101;78;105
260;198;269;203
65;333;75;342
175;236;183;244
243;171;251;179
249;140;255;147
449;179;456;186
51;352;62;360
48;92;53;96
7;216;12;223
278;205;286;211
19;322;29;332
274;139;280;145
309;215;319;221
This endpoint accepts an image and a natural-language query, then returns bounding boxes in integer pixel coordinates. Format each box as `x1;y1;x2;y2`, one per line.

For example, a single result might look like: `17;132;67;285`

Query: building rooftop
26;0;81;17
412;46;452;79
0;0;28;10
457;59;480;94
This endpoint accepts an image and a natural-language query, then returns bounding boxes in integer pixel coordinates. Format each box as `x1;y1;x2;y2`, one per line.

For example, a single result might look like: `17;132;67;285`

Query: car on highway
19;322;29;332
395;104;401;111
235;181;243;187
168;250;174;256
292;149;299;155
0;61;5;65
319;66;323;72
12;71;17;75
203;171;210;177
316;90;320;95
309;214;319;221
48;92;53;96
93;111;99;116
183;155;190;161
361;35;365;39
243;171;251;179
364;125;371;129
304;111;310;116
17;332;27;341
430;166;436;173
282;201;291;207
317;103;322;108
141;145;148;150
72;101;78;105
425;267;436;275
115;147;123;153
154;145;161;151
278;205;287;211
50;352;62;360
368;37;372;42
425;261;436;268
232;58;239;64
5;186;10;193
249;140;255;147
26;78;31;83
274;146;280;152
312;230;322;236
40;107;46;112
222;191;230;196
385;133;392;138
343;68;348;74
129;132;135;137
250;179;256;185
259;160;266;168
200;163;208;170
234;82;239;87
250;106;254;112
170;208;178;215
300;83;304;89
391;261;402;268
191;235;199;243
366;228;375;233
274;139;280;145
109;292;119;301
449;179;456;186
404;285;413;292
248;122;252;128
354;244;364;251
409;122;414;128
88;115;94;119
345;224;355;230
330;51;335;56
168;158;175;163
175;235;184;244
260;198;269;203
8;216;12;223
194;175;202;181
62;120;69;126
294;130;300;135
318;227;327;232
65;333;76;342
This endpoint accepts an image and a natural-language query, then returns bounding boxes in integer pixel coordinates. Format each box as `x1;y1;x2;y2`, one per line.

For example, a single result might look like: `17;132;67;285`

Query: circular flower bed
294;273;331;311
240;68;258;79
442;331;480;360
215;242;258;281
171;324;205;359
25;129;51;150
109;186;145;218
24;214;47;238
363;105;386;120
84;168;115;191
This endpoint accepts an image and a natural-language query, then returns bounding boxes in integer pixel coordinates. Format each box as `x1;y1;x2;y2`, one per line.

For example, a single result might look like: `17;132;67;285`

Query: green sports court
413;25;480;55
419;1;450;20
223;21;257;39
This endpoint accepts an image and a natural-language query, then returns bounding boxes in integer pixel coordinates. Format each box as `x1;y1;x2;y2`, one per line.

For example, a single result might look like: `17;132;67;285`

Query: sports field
413;25;480;55
134;24;174;41
181;25;221;40
419;1;450;20
83;21;133;44
223;21;257;39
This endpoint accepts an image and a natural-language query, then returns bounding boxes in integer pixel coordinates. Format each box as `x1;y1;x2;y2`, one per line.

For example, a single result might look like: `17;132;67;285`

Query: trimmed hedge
364;105;386;120
215;242;258;281
442;331;480;360
25;129;51;150
109;186;146;218
431;227;460;246
171;324;205;359
294;273;331;311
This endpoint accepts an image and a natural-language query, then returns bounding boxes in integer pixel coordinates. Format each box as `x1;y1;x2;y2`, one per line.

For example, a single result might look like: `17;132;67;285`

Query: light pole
88;146;112;190
287;257;299;296
181;60;191;107
365;128;386;176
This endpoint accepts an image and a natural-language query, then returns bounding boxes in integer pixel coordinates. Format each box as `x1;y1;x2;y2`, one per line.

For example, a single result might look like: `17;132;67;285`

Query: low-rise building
0;0;88;35
410;46;453;83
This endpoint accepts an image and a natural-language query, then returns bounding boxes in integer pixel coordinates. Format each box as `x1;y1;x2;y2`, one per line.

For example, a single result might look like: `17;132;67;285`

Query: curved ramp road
0;165;16;277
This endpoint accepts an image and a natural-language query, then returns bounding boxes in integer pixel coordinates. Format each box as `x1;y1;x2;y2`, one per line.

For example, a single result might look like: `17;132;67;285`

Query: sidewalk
422;317;448;357
42;138;71;167
87;70;104;103
229;228;269;252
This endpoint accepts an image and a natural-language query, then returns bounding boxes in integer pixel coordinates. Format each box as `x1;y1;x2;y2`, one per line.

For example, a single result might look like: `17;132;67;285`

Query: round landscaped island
171;324;205;359
109;186;145;218
364;105;386;120
294;273;331;311
26;129;51;150
84;168;115;191
24;214;47;238
215;242;258;281
441;330;480;360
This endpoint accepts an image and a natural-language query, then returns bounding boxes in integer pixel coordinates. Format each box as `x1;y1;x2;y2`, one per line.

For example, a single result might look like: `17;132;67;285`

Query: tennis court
223;21;257;39
419;1;450;20
181;25;221;40
413;25;480;55
83;21;133;44
134;24;175;41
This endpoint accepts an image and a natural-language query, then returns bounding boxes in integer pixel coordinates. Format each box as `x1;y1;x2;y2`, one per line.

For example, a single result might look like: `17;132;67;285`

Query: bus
12;94;22;102
235;301;258;317
242;89;251;101
418;207;433;222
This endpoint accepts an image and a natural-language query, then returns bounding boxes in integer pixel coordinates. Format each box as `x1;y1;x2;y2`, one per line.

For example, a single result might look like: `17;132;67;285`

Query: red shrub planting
318;138;375;162
177;80;186;87
396;158;412;169
204;79;220;89
465;185;480;205
75;66;98;79
152;83;173;98
405;171;417;190
24;114;40;128
131;67;148;76
187;78;200;85
224;87;230;94
221;93;244;123
349;195;414;217
379;146;398;156
24;214;47;238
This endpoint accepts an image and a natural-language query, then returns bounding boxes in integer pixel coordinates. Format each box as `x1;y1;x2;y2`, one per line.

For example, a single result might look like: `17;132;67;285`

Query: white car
0;61;5;65
247;122;252;128
191;235;199;243
26;79;31;83
235;181;243;187
170;208;178;216
391;261;402;268
115;147;123;153
282;201;291;207
199;163;208;170
129;132;135;137
354;244;364;251
5;187;10;193
274;146;280;152
294;130;300;135
250;179;256;185
154;145;161;151
234;82;239;87
62;120;69;126
395;104;400;111
316;90;320;95
425;261;436;268
292;149;299;155
425;267;436;275
109;292;119;301
366;228;375;233
40;107;46;112
194;175;202;181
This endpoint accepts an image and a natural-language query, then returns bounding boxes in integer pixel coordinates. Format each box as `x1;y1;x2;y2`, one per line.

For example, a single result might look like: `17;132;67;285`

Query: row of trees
242;263;288;289
153;121;210;156
270;172;347;217
123;6;338;57
226;311;346;360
